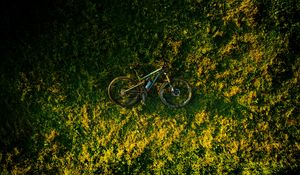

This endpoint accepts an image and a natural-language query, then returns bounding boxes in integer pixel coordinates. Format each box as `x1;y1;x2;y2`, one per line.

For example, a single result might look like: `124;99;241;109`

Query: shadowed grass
1;0;299;174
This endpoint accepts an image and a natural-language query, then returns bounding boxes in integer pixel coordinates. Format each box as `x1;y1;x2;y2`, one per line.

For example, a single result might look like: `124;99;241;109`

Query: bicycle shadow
139;89;253;122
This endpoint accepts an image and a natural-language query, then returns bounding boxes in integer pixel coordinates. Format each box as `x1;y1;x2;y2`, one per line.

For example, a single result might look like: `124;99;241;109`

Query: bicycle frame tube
146;70;162;90
140;67;163;80
124;67;164;94
123;81;144;94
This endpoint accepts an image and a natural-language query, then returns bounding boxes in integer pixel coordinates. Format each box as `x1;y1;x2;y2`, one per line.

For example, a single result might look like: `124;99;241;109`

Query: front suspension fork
164;72;174;91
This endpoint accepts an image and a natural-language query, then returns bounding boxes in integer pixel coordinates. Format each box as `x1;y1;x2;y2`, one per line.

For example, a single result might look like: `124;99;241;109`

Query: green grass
1;0;299;174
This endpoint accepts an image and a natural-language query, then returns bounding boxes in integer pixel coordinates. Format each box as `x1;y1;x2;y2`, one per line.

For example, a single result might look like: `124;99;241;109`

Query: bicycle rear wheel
108;76;142;107
159;79;192;108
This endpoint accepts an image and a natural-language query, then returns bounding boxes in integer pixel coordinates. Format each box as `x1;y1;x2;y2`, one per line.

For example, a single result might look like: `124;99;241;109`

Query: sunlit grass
1;0;299;174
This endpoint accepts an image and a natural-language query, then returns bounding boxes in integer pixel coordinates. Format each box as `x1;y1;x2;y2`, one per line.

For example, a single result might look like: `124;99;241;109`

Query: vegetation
1;0;299;174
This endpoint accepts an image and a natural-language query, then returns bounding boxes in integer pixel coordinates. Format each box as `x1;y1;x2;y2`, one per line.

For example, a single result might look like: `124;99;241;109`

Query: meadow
1;0;299;174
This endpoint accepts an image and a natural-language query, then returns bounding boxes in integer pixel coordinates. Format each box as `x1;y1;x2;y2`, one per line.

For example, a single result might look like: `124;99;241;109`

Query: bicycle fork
164;72;181;96
164;72;174;91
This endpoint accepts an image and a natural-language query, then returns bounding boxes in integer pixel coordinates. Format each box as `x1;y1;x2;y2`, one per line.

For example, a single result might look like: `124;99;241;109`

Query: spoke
108;77;142;107
159;79;191;108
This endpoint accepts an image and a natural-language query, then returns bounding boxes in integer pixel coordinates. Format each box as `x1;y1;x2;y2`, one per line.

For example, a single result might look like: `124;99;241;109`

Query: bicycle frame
137;67;163;81
123;66;171;94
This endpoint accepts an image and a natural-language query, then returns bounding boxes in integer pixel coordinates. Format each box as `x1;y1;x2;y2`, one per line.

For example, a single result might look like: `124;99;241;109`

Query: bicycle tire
159;78;192;108
108;76;142;107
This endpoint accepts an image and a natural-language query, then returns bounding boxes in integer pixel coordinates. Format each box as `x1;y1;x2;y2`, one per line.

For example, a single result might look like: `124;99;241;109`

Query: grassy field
1;0;299;174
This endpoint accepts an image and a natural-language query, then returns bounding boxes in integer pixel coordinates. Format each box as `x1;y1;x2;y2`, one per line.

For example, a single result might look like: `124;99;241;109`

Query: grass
1;0;299;174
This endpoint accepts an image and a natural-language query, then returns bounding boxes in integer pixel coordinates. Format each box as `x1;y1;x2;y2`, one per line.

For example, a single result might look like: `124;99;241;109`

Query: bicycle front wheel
108;76;142;107
159;79;192;108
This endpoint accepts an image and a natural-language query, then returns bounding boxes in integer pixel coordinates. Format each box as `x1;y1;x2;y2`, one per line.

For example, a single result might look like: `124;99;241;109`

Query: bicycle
107;60;192;108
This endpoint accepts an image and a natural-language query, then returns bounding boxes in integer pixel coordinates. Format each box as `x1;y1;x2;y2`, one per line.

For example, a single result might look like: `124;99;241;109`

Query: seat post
134;69;142;81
